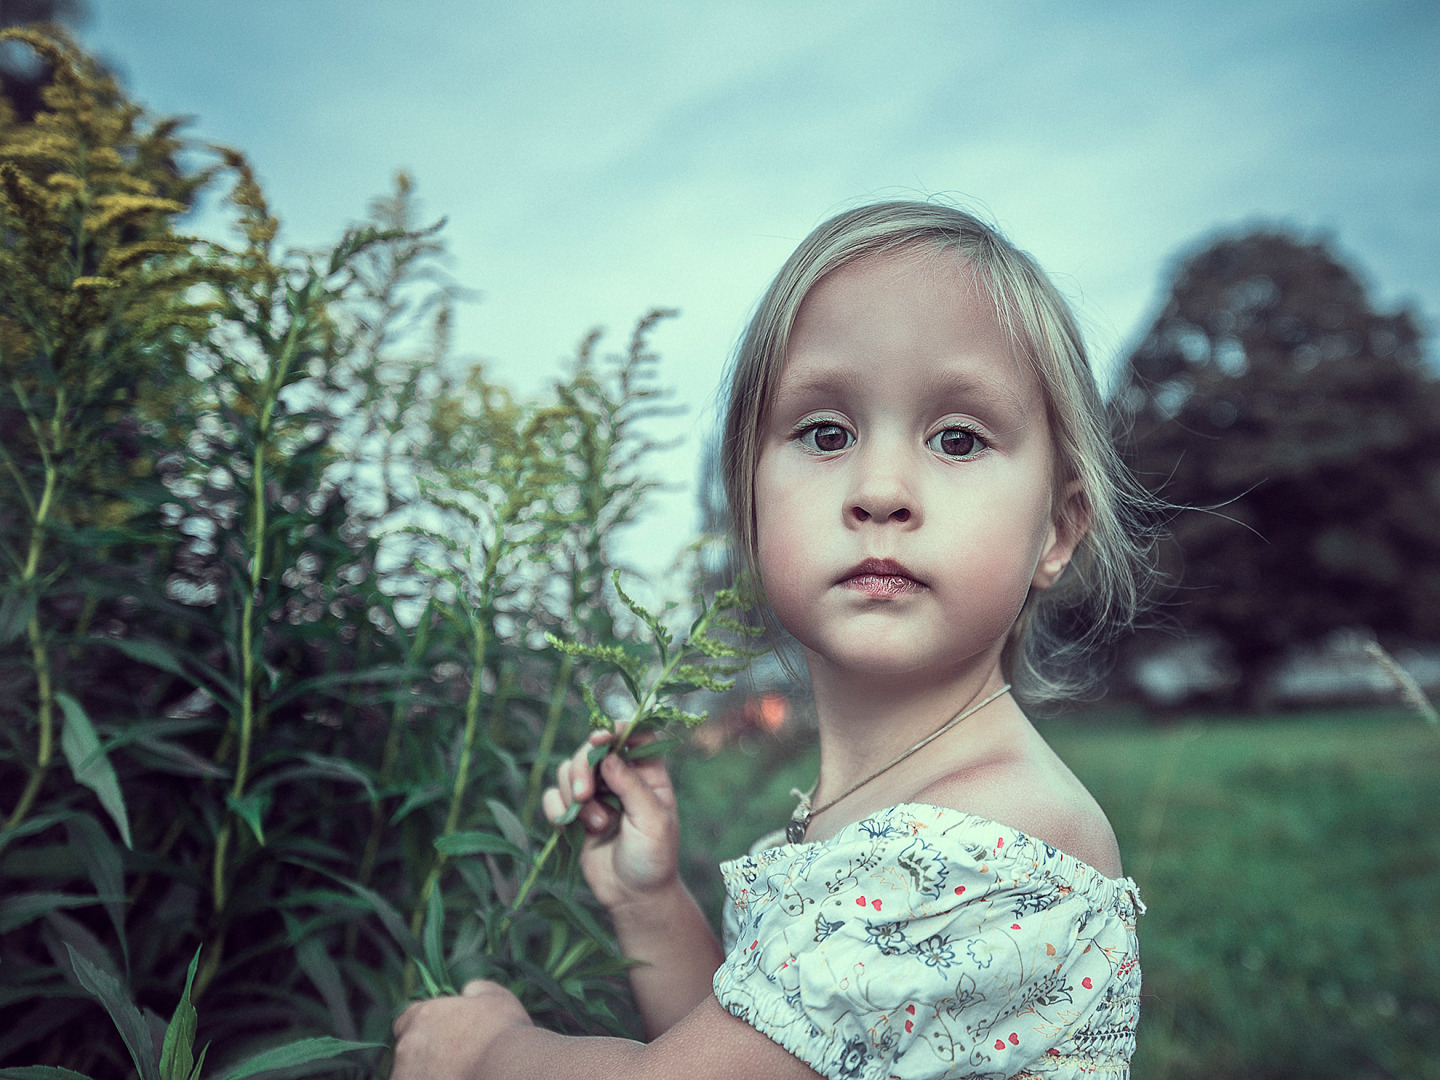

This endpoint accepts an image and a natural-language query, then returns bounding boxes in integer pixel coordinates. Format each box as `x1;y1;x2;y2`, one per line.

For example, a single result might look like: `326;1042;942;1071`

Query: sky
75;0;1440;584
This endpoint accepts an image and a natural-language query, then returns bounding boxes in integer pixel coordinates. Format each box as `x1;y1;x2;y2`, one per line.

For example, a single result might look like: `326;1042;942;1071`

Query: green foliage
548;575;766;742
1047;709;1440;1080
1112;229;1440;698
0;27;736;1079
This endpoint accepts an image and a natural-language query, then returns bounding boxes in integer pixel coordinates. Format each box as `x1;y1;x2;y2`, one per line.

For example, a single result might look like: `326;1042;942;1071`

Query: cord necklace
786;683;1012;844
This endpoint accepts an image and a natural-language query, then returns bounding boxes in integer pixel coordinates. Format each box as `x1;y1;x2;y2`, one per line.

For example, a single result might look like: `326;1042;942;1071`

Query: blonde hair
720;201;1158;704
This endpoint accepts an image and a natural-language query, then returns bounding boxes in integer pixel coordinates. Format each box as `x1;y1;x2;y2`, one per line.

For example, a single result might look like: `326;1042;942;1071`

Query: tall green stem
522;653;574;823
407;512;509;948
493;828;560;945
4;616;54;834
3;441;59;835
212;301;301;909
409;615;488;942
212;428;267;913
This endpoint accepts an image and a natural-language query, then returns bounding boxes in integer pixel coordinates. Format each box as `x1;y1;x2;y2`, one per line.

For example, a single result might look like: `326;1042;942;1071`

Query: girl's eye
798;422;854;454
927;427;985;459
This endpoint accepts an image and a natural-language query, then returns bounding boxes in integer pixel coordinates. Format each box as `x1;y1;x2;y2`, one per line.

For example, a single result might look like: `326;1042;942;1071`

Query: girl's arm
392;981;823;1080
543;734;723;1037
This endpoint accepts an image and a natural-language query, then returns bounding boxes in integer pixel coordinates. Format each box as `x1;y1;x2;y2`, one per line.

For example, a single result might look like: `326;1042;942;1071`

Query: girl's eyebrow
773;365;866;400
928;367;1034;414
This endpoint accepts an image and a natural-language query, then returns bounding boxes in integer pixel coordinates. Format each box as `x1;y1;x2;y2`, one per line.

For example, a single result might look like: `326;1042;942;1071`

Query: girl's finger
555;759;574;808
596;751;669;832
540;786;564;824
567;731;612;799
580;796;619;837
566;748;593;801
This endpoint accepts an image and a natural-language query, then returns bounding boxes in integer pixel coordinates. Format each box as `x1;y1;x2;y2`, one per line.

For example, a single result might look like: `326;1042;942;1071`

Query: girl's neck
805;650;1012;808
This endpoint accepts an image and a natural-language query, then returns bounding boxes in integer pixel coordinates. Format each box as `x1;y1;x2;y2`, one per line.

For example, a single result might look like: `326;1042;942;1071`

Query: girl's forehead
779;250;1039;397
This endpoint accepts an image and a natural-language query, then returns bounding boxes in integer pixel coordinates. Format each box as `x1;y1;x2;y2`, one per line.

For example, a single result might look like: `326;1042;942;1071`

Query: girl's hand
391;980;532;1080
541;728;680;912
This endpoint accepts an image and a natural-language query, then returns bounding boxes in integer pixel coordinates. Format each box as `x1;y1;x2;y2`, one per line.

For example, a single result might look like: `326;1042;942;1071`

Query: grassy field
671;707;1440;1080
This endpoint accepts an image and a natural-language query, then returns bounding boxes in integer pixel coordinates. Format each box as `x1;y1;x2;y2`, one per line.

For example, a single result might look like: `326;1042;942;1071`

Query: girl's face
753;249;1081;691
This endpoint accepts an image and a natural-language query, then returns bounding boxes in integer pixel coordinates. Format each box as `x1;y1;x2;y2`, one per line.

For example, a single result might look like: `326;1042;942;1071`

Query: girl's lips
838;558;924;597
841;574;924;598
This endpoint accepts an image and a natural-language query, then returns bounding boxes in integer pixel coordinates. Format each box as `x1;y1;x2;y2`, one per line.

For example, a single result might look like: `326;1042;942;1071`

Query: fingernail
573;777;586;798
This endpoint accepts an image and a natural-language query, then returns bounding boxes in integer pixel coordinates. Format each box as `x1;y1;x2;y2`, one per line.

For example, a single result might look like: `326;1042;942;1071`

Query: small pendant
786;809;810;845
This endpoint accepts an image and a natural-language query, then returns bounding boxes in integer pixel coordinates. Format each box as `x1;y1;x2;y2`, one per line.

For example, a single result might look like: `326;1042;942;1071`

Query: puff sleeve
712;805;1143;1080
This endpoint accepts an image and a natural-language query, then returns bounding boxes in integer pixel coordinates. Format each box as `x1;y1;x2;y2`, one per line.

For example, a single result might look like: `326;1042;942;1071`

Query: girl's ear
1032;481;1089;590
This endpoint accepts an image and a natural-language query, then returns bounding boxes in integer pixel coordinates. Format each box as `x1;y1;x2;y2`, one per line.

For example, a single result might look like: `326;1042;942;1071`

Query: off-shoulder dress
712;803;1144;1079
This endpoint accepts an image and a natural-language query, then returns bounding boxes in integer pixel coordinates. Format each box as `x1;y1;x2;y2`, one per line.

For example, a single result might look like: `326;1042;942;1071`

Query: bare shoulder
913;735;1124;879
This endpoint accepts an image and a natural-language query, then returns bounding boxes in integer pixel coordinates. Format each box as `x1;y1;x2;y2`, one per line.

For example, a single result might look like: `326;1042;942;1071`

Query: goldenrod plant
0;27;753;1079
0;26;210;841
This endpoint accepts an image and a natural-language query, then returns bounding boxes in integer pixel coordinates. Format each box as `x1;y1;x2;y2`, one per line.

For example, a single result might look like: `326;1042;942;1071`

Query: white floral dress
712;803;1144;1079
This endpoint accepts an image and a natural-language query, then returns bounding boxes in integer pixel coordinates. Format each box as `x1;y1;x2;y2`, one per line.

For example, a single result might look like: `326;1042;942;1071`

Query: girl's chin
802;643;994;684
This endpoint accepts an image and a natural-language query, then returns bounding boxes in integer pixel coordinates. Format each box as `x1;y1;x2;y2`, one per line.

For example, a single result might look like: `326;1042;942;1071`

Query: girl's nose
847;461;920;526
850;500;912;524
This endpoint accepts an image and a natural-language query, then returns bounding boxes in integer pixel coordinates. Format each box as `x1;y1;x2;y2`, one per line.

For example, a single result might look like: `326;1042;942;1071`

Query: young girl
392;201;1150;1079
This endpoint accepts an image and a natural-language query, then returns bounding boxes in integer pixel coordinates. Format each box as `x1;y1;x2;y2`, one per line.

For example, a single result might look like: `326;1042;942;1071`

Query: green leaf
433;831;525;859
0;588;37;647
122;735;228;780
288;861;424;963
215;1037;384;1080
294;937;356;1041
625;661;656;704
187;1044;209;1080
389;782;446;826
621;738;676;762
93;637;187;680
158;949;201;1080
66;815;127;965
414;959;442;998
91;638;239;704
0;1067;97;1080
551;938;596;981
268;665;416;711
423;884;451;994
64;943;159;1080
0;811;76;846
226;790;270;846
0;893;101;933
485;798;531;855
57;693;132;849
252;753;377;801
538;920;570;976
611;570;664;655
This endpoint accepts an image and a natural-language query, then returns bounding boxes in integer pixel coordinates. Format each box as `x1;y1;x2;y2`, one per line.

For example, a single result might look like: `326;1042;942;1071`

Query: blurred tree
1111;229;1440;702
0;0;88;119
